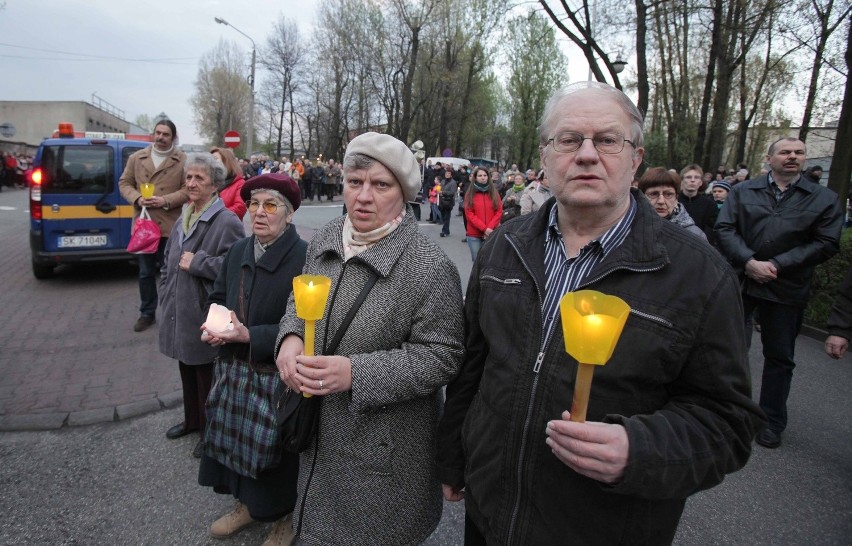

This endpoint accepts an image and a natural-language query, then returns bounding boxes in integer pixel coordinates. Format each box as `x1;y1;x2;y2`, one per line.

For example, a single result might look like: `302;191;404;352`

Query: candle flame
309;281;314;288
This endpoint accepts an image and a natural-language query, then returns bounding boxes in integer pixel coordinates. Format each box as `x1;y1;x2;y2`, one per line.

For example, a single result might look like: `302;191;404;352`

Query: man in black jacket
716;137;843;449
437;82;763;545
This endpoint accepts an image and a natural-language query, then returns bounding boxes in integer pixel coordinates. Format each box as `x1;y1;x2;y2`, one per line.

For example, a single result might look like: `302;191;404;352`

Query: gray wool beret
344;132;421;202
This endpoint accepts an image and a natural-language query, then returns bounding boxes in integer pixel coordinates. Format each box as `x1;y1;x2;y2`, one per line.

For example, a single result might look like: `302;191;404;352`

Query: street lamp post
215;17;256;158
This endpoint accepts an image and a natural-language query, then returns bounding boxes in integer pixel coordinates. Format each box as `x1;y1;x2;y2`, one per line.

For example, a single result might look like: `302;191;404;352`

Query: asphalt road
1;187;851;544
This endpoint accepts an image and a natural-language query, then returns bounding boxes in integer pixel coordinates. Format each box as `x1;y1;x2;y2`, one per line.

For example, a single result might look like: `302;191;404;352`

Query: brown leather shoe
262;513;295;546
210;502;254;539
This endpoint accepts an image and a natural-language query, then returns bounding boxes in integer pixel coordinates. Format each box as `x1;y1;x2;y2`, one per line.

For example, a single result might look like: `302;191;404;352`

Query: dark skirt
198;453;299;522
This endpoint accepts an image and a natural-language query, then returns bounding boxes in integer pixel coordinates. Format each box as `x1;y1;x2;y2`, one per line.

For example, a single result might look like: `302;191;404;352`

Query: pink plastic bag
127;206;161;254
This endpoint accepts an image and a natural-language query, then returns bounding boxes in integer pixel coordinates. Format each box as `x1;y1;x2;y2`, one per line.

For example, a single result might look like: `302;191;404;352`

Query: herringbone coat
275;208;464;545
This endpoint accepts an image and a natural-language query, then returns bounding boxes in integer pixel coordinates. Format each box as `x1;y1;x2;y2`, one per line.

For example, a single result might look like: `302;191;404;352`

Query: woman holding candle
210;146;247;220
197;172;307;545
157;153;244;457
463;167;502;261
275;132;465;546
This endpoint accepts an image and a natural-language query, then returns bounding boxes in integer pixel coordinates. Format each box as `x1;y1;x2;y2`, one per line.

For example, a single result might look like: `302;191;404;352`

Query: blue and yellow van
28;123;152;279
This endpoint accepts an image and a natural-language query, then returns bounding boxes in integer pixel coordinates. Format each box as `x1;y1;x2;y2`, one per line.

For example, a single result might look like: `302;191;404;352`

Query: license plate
57;235;108;248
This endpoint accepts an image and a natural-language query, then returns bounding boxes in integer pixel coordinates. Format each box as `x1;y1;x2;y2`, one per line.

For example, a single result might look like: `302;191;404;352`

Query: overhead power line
0;42;199;64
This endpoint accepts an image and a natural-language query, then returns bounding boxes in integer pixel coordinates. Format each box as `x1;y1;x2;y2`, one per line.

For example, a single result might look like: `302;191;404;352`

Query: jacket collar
313;206;418;277
505;189;669;282
241;225;301;273
181;198;225;241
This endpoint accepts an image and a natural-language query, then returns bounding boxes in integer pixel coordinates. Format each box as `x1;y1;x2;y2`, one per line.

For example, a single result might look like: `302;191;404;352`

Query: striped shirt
768;172;800;203
540;197;636;349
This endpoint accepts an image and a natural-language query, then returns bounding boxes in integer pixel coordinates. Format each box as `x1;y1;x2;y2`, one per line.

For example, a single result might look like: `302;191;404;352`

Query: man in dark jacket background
437;82;764;545
715;137;843;449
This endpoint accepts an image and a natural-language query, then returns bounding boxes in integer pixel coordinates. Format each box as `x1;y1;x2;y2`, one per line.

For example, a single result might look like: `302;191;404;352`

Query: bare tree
794;0;852;141
190;39;251;150
261;16;305;159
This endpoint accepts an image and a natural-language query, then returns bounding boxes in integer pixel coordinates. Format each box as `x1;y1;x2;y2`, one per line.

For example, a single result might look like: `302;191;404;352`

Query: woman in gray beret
275;132;465;545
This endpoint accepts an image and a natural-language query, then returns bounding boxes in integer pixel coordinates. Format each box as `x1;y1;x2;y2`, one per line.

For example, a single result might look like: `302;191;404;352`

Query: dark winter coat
208;226;307;365
715;174;843;306
437;191;765;545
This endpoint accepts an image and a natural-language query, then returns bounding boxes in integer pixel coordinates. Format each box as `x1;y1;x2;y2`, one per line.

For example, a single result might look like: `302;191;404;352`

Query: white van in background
426;156;471;170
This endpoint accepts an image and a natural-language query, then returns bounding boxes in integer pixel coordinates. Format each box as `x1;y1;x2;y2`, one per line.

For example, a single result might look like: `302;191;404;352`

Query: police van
28;123;152;279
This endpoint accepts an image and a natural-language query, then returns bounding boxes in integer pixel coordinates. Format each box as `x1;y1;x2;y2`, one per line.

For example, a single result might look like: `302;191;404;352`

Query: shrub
805;228;852;329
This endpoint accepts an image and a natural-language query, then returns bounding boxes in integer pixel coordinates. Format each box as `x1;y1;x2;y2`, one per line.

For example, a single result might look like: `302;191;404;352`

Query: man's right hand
825;335;849;359
442;483;465;502
745;259;778;283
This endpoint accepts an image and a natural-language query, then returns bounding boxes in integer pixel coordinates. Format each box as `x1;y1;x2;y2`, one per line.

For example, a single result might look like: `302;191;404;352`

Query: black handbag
278;270;379;454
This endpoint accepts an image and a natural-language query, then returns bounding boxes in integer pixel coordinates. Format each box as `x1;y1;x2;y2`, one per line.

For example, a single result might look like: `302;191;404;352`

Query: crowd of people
108;78;850;546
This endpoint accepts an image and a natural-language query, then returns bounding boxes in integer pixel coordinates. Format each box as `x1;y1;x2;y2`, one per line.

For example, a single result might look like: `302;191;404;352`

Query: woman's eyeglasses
246;200;285;214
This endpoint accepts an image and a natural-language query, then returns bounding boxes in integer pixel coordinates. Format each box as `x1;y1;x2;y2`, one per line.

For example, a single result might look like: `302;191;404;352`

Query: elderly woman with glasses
197;173;307;545
275;132;465;545
158;153;245;456
638;167;707;240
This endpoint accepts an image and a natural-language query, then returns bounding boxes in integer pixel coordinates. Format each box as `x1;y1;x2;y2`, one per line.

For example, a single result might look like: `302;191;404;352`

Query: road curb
0;390;183;432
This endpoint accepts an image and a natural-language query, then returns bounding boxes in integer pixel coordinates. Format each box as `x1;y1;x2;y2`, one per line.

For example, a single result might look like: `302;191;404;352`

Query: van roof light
57;123;75;138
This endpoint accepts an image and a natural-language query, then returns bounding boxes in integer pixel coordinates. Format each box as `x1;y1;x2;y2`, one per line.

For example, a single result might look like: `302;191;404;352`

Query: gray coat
275;208;465;546
158;199;244;365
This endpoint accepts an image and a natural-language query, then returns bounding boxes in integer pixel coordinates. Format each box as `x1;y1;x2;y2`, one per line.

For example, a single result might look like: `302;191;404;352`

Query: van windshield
40;145;113;194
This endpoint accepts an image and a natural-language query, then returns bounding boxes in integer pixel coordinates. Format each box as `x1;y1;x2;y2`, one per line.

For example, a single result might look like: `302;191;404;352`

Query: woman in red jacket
210;146;247;220
463;167;502;261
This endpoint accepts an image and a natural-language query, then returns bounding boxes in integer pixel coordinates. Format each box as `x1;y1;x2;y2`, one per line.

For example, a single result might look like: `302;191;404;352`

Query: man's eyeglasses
547;131;635;154
644;190;677;200
246;200;286;214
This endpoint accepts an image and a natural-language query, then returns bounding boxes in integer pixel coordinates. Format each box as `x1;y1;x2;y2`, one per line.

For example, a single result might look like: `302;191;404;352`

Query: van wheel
32;261;55;279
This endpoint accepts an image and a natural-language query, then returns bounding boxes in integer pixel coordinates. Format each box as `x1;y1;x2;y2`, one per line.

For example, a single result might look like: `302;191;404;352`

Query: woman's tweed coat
275;208;465;546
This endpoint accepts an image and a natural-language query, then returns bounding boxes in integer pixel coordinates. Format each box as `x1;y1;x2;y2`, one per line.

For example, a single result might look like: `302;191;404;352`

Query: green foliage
505;10;567;169
805;228;852;328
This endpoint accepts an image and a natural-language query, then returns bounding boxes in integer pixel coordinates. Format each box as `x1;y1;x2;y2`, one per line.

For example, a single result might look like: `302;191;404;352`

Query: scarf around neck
342;208;405;262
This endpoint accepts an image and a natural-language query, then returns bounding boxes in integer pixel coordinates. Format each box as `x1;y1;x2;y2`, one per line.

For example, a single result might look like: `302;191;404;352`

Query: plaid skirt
204;356;284;479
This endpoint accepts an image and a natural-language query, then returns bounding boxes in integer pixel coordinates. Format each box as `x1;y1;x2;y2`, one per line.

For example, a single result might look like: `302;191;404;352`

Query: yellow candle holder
293;275;332;397
139;182;155;199
559;290;630;422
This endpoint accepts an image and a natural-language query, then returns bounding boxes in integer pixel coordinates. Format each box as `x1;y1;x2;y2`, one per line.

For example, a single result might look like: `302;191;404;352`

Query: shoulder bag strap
323;269;379;356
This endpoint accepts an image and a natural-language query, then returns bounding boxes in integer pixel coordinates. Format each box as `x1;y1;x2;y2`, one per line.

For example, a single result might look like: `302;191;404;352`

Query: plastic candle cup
292;275;332;397
139;182;155;199
559;290;630;422
205;303;233;333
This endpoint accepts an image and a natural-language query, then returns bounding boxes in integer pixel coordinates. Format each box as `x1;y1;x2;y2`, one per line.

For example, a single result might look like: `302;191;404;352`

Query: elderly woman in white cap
275;132;465;545
198;173;307;545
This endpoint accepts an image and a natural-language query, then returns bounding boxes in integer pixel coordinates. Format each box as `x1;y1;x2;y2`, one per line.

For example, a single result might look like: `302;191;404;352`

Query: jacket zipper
629;308;673;328
503;238;667;543
505;234;547;544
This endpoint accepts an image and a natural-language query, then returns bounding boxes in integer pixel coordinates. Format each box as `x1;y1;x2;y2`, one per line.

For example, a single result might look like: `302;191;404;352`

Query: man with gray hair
716;137;843;449
437;82;763;544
